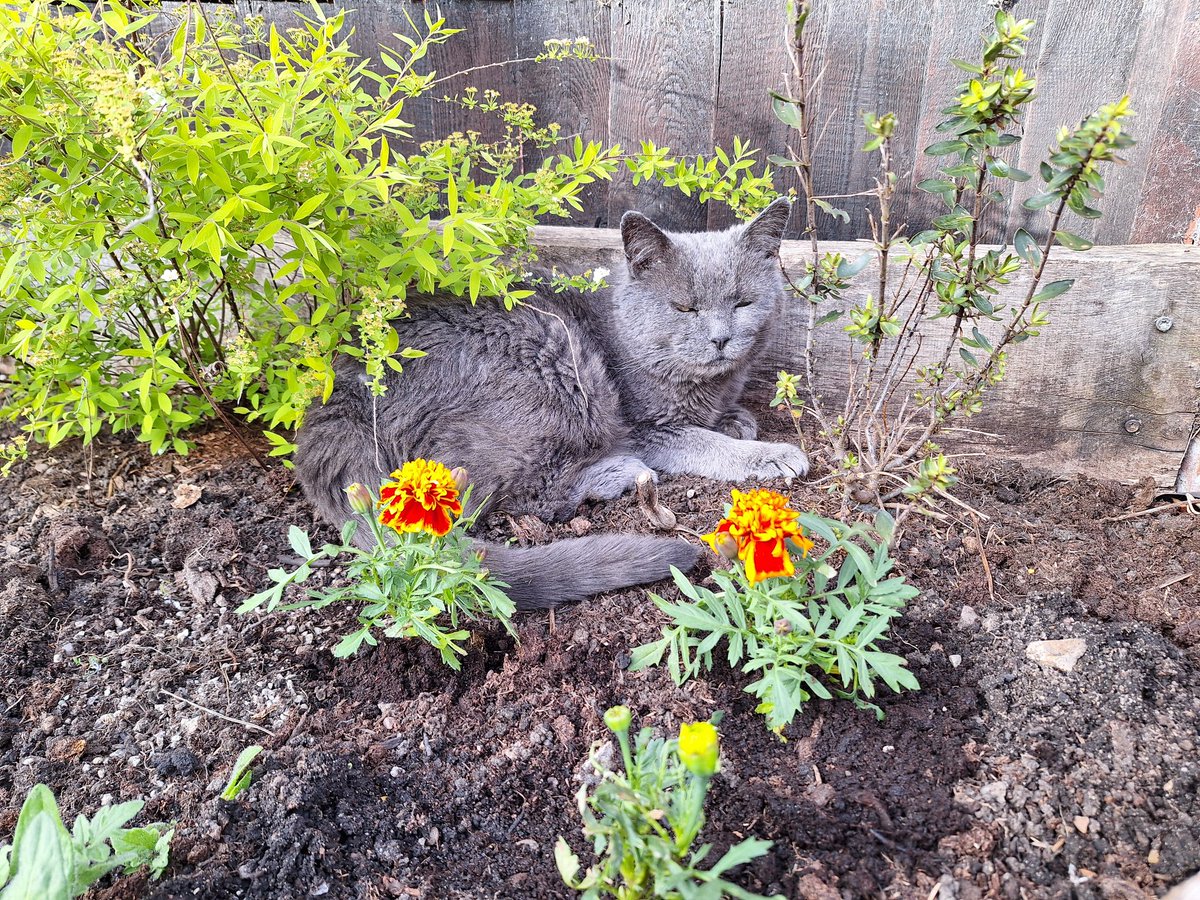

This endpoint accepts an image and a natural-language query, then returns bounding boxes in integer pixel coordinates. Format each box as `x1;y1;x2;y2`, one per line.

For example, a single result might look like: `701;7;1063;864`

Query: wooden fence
154;0;1200;485
204;0;1200;245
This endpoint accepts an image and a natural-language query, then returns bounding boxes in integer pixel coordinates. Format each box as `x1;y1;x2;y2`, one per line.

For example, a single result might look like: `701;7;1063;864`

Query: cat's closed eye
672;303;698;314
734;298;753;309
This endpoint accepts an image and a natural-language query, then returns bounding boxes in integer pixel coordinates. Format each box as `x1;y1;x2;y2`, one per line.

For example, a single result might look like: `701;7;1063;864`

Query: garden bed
1;407;1197;899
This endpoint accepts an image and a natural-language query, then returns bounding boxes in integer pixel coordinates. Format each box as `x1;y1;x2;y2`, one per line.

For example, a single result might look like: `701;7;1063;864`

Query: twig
116;158;157;236
972;520;996;605
159;688;275;736
1101;496;1199;523
933;486;990;521
1153;572;1193;592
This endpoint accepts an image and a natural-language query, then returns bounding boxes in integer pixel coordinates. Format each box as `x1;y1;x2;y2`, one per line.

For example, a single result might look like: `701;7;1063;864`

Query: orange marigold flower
378;459;463;537
701;488;814;585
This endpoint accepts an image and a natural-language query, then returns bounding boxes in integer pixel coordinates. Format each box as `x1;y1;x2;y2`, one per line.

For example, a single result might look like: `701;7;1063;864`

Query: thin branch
159;688;275;736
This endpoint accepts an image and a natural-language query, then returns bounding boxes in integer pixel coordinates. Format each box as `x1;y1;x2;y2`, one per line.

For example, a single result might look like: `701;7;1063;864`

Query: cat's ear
620;211;672;276
741;197;792;257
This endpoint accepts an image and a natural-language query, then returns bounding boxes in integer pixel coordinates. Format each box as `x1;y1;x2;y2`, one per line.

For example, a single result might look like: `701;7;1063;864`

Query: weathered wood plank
1009;0;1149;242
513;0;613;227
605;0;720;231
531;225;1200;487
802;0;936;242
906;1;1035;245
1094;0;1183;244
422;1;518;146
1130;0;1200;244
705;0;792;233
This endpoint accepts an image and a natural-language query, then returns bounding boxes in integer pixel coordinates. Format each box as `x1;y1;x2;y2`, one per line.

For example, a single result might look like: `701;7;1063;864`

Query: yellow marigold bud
677;721;719;778
450;466;470;495
708;532;739;561
344;483;373;516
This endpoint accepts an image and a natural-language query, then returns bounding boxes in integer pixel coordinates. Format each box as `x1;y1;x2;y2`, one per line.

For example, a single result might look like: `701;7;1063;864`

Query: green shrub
0;0;776;464
771;7;1134;514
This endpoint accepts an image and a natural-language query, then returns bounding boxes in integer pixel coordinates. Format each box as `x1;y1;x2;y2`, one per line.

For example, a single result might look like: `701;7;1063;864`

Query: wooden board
531;225;1200;487
604;0;720;231
512;0;614;227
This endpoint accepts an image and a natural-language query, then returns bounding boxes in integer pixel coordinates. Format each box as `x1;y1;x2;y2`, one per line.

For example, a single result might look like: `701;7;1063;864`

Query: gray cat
293;197;808;608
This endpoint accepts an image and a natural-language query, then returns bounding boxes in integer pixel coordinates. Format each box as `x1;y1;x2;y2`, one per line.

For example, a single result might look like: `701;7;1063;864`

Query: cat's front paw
717;406;758;440
745;441;809;480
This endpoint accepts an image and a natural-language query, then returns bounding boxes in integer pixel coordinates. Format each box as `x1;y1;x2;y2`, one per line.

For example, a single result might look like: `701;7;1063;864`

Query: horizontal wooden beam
533;226;1200;488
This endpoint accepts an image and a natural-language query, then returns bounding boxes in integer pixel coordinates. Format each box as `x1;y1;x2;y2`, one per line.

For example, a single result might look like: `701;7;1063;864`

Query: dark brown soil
1;411;1197;900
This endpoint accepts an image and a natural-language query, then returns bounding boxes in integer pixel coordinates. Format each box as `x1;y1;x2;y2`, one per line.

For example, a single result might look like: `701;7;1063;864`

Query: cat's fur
293;197;808;608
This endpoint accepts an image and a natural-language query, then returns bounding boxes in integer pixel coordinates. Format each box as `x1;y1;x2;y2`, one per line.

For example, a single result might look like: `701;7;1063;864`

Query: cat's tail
479;534;701;610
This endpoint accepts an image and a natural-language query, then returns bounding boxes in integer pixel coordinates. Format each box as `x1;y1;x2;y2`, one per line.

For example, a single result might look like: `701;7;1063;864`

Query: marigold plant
633;491;918;733
556;707;779;900
239;462;513;666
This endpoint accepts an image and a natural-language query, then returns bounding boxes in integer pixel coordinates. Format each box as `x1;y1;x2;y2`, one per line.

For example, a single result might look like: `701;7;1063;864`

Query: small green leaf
1022;192;1058;210
294;192;329;221
924;140;967;156
220;745;264;801
1013;228;1041;265
1032;279;1075;301
836;252;873;278
1054;230;1093;251
771;95;802;129
554;837;581;885
917;178;955;194
287;525;313;558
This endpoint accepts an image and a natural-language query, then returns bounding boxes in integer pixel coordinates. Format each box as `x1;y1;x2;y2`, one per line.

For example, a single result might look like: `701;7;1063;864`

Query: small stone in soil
1025;638;1087;672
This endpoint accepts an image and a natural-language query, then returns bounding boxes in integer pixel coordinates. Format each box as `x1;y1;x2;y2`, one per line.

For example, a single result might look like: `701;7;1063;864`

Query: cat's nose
711;336;730;352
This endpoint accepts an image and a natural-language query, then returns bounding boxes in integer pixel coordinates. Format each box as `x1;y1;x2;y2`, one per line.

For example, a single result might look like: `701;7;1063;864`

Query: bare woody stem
782;0;836;442
883;199;1068;478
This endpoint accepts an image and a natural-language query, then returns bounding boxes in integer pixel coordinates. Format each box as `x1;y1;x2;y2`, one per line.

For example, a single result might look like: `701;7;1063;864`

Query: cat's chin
674;355;744;381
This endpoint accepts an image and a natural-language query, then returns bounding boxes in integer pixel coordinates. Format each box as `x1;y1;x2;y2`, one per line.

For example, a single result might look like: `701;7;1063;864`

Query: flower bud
344;482;373;516
705;531;739;561
450;466;470;494
774;618;792;635
603;705;632;734
677;721;719;778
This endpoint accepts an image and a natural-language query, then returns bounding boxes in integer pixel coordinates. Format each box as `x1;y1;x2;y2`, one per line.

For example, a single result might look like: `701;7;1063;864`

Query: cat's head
613;198;791;381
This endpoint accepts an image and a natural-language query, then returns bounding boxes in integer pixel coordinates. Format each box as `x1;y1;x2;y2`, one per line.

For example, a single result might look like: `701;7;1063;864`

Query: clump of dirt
0;415;1197;899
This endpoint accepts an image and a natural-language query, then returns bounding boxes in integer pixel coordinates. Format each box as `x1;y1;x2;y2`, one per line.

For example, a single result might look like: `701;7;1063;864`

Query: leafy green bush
631;489;917;733
240;461;514;666
556;707;780;900
0;0;776;464
0;784;172;899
